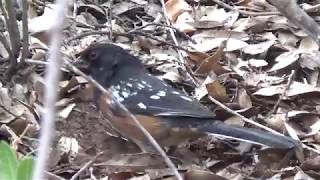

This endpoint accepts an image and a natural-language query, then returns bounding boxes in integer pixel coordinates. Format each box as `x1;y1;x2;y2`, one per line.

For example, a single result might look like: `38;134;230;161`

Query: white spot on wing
157;90;166;97
121;91;130;98
172;91;180;95
150;95;160;99
181;96;193;101
127;83;133;87
137;102;147;109
137;83;145;89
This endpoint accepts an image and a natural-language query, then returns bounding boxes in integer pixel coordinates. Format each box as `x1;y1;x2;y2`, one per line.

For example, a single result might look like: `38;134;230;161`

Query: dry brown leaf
165;0;191;22
205;81;228;102
187;51;209;65
195;42;226;75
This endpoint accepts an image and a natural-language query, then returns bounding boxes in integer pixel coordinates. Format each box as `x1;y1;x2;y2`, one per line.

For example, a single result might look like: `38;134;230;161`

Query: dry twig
32;1;68;179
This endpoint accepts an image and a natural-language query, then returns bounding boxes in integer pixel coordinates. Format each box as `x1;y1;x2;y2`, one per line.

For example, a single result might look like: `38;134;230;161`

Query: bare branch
32;1;68;179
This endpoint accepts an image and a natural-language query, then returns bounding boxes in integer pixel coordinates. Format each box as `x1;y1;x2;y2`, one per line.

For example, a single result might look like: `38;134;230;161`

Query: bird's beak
74;56;91;74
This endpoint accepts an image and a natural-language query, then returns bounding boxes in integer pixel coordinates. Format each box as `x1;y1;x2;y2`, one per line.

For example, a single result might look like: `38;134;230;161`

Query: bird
77;43;300;152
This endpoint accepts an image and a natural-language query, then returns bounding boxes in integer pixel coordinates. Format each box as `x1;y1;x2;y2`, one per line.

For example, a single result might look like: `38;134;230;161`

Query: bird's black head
78;43;144;86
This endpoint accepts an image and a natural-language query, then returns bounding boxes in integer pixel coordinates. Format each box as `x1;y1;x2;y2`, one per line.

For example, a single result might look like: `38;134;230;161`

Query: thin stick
32;1;68;180
159;0;199;86
70;152;103;180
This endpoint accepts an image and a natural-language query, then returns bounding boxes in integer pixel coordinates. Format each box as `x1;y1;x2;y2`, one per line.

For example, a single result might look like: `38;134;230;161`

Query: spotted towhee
78;43;299;152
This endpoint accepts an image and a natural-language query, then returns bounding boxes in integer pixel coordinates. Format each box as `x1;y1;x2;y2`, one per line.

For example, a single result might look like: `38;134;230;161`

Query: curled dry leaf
195;42;226;75
165;0;191;22
205;80;229;102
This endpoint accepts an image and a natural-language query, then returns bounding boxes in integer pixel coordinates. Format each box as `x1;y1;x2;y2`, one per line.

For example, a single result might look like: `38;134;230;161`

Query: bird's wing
110;73;215;118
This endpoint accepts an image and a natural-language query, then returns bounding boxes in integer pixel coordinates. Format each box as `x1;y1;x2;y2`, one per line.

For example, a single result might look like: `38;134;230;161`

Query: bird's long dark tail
199;121;299;149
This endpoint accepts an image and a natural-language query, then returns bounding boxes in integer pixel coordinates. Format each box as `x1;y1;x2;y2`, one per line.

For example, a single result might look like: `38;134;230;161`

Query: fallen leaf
268;50;301;72
254;81;320;97
205;81;228;102
165;0;191;22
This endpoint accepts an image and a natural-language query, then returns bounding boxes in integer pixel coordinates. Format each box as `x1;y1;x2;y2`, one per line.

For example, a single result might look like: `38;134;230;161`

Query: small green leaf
17;156;35;180
0;141;18;180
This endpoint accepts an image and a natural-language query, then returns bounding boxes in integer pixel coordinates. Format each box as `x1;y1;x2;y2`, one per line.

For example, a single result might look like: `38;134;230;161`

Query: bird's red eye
89;51;98;61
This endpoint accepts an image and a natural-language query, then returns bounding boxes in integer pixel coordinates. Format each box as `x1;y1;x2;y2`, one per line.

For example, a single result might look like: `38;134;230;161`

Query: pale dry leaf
268;50;301;72
287;110;315;118
278;32;299;48
174;11;196;33
58;137;79;161
237;88;252;108
224;116;245;126
0;33;9;58
129;0;148;5
243;72;285;87
236;58;268;69
191;38;248;52
111;1;137;16
27;3;38;18
200;8;229;23
195;73;217;100
264;113;286;131
242;40;275;55
300;52;320;70
310;120;320;134
233;17;250;32
29;4;70;34
58;103;76;119
224;10;239;27
294;167;314;180
0;86;11;107
190;20;223;29
299;36;319;54
162;71;182;83
165;0;191;22
191;30;249;41
254;81;320;97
